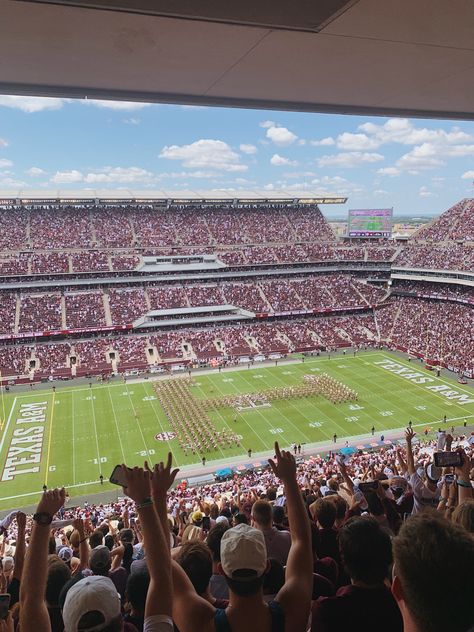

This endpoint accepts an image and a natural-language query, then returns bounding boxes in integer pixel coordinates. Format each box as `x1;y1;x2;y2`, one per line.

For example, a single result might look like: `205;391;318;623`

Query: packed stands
108;288;148;324
0;294;16;334
0;198;471;377
65;292;106;328
415;198;474;242
71;250;109;273
148;286;189;310
31;252;69;274
19;293;62;332
30;207;92;248
379;296;474;372
394;243;473;271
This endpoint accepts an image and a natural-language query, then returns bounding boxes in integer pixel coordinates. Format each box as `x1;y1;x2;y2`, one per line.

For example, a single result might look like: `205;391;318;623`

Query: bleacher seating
0;199;470;377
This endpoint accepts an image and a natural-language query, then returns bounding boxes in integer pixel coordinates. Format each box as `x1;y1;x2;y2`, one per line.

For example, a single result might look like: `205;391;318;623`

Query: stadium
0;194;472;511
0;2;473;632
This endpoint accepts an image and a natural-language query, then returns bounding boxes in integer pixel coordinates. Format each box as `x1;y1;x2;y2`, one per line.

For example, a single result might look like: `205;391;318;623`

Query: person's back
312;517;402;632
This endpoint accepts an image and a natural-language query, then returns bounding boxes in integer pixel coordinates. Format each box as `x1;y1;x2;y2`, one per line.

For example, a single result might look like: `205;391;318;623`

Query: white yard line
72;391;76;485
125;386;153;461
107;385;127;463
89;392;102;476
0;397;17;459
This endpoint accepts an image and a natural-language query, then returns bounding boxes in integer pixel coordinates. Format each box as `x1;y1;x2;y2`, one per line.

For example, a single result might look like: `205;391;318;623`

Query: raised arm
395;447;407;476
123;462;173;623
338;459;355;496
455;448;473;504
20;489;66;632
73;518;89;572
148;454;214;632
271;443;312;630
12;512;26;582
405;427;416;476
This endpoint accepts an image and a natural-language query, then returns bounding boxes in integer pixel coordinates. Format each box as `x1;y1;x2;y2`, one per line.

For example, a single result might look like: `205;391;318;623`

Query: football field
0;350;473;510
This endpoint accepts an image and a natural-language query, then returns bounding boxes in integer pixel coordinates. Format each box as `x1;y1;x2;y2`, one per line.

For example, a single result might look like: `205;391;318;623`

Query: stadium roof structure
1;0;474;120
0;191;348;205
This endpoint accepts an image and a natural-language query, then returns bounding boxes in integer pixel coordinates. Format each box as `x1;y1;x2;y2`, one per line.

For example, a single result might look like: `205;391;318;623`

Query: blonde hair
452;501;474;534
182;525;203;543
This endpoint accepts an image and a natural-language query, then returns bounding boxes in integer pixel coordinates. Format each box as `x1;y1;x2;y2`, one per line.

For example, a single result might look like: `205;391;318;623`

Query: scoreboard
348;208;393;238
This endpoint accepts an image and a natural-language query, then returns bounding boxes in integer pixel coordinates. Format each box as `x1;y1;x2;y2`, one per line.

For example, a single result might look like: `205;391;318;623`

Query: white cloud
270;154;298;167
83;166;155;184
377;167;401;177
310;137;335;147
373;189;389;196
396;144;445;171
318;175;348;186
159;139;247;172
26;167;46;177
0;159;13;168
336;132;380;151
0;176;28;188
82;99;151;111
283;171;317;179
158;170;217;179
461;170;474;179
317;152;384;168
122;117;141;125
0;95;67;113
358;118;473;147
260;120;275;129
50;169;83;183
239;143;258;155
265;125;298;146
0;138;8;147
419;186;434;197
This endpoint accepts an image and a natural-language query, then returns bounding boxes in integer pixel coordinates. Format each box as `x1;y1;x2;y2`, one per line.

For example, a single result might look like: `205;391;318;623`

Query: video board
348;208;393;238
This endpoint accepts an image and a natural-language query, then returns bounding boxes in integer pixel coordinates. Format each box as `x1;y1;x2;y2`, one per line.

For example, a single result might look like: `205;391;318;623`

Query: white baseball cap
220;524;267;578
63;575;120;632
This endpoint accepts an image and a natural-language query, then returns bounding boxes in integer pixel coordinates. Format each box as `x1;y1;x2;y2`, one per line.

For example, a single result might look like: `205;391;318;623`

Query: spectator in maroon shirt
312;517;403;632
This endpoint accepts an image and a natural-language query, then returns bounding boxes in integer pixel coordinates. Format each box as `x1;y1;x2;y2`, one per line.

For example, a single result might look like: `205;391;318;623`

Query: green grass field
0;350;473;510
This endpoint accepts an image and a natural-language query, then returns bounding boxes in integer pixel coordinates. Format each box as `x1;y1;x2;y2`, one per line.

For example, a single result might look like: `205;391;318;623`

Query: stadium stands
0;199;471;378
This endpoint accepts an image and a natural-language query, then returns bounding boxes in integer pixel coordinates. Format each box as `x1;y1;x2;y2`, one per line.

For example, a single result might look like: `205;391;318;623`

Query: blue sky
0;95;473;217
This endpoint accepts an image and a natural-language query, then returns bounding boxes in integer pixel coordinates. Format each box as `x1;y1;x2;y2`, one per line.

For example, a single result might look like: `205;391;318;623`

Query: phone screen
433;452;462;468
202;516;211;531
0;594;11;620
109;465;128;488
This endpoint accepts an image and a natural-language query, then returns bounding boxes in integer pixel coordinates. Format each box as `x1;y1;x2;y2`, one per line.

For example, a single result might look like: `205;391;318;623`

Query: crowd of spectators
391;280;474;305
70;251;110;273
108;290;149;325
379;296;474;373
19;294;62;333
394;243;473;272
415;198;474;242
0;293;17;334
34;343;71;374
30;208;93;249
0;432;472;631
73;339;112;372
65;293;107;329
